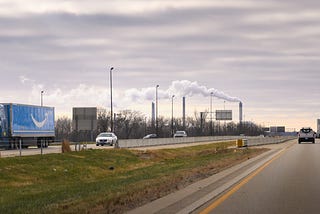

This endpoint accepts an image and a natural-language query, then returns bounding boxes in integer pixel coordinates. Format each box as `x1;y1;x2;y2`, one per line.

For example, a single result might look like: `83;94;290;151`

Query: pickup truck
298;127;316;144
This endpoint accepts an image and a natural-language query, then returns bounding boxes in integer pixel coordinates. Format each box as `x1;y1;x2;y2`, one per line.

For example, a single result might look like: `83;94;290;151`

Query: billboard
270;126;285;133
72;107;97;131
216;110;232;121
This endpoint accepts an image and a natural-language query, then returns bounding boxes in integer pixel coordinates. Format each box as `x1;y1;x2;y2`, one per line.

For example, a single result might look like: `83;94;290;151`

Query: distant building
265;126;286;136
262;127;270;132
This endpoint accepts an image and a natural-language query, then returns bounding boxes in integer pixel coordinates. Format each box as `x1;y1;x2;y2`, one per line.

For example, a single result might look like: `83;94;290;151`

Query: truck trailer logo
31;113;48;128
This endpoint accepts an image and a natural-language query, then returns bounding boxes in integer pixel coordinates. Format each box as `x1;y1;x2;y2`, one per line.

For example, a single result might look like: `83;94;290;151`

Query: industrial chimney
182;97;186;129
239;102;243;123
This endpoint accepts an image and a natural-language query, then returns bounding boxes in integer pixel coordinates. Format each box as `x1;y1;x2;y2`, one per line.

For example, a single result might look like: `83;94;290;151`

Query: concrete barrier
118;136;295;148
246;136;295;146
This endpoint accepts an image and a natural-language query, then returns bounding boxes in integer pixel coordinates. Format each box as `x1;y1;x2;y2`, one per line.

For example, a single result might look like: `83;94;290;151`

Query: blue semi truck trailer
0;103;55;149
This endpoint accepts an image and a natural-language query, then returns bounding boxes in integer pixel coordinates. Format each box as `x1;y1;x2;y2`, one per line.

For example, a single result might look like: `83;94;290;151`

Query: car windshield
99;133;113;137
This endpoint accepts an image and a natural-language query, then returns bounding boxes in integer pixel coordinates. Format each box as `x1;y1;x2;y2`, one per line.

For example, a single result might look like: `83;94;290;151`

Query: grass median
0;141;268;213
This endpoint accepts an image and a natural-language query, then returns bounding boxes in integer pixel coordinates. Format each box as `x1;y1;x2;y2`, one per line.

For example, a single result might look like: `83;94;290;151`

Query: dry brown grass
95;147;269;214
61;139;72;153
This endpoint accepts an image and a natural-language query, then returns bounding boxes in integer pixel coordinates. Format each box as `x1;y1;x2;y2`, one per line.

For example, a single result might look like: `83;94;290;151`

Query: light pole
210;92;213;136
155;85;159;136
41;90;44;106
171;95;175;136
109;67;115;132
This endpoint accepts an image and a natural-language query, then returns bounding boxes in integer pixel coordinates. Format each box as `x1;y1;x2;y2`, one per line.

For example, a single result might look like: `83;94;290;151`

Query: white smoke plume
125;80;241;102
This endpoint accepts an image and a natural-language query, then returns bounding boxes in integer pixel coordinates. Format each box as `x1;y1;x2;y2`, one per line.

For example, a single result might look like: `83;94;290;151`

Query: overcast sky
1;0;320;130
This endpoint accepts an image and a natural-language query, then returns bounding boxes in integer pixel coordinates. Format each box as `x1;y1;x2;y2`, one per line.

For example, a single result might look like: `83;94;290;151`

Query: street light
109;67;115;132
41;90;44;106
210;92;213;136
155;85;159;136
171;95;175;136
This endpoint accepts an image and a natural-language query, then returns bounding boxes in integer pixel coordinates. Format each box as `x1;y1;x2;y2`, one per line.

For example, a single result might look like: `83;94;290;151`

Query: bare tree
97;108;110;133
55;116;72;141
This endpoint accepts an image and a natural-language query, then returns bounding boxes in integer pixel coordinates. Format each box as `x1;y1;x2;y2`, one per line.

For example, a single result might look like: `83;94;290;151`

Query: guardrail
246;136;295;146
0;141;89;158
118;136;296;148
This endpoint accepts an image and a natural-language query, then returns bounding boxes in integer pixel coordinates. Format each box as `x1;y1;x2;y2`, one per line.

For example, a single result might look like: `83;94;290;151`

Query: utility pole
109;67;114;132
210;92;213;136
41;90;44;106
155;85;159;136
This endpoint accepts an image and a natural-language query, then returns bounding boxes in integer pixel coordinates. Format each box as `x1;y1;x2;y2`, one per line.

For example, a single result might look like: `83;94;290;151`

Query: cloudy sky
1;0;320;130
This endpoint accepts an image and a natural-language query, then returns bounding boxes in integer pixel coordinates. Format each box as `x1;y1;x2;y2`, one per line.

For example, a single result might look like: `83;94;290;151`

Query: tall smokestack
183;97;186;129
151;102;155;127
239;102;243;123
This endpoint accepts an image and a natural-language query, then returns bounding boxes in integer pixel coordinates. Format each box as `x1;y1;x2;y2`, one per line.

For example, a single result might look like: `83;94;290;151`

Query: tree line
55;109;264;142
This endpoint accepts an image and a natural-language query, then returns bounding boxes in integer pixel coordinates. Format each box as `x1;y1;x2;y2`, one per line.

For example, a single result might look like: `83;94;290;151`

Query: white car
96;132;118;146
173;131;187;138
143;134;157;139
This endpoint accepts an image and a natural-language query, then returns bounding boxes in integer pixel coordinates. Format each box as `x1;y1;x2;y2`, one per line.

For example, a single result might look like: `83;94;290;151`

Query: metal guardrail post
19;139;22;157
41;139;43;155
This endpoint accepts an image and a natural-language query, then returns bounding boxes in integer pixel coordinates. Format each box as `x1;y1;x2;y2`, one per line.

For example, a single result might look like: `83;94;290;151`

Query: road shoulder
127;140;295;214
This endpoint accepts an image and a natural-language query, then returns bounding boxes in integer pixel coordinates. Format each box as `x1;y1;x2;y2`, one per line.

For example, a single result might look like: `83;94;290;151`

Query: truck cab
298;127;316;144
0;104;8;145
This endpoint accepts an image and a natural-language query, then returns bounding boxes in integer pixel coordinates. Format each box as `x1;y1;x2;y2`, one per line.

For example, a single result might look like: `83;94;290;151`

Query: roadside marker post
19;139;22;157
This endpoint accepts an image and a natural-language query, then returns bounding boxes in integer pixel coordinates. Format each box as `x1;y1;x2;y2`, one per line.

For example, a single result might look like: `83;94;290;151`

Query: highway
128;139;320;214
198;139;320;214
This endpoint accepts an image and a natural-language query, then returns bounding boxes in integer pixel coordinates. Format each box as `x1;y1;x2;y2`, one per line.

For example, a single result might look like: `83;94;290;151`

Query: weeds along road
196;138;320;214
0;139;237;158
0;141;220;158
0;143;114;157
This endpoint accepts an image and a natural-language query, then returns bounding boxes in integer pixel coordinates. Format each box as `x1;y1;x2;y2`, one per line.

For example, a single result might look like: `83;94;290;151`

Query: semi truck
0;103;55;149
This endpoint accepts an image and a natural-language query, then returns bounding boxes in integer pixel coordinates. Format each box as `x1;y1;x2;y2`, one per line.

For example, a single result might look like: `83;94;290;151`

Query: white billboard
216;110;232;121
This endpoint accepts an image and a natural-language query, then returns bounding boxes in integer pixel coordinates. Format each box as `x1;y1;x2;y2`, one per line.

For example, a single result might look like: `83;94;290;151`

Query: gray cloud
1;1;320;129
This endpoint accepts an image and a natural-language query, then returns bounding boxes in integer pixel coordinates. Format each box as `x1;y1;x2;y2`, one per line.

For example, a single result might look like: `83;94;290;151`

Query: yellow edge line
200;146;291;214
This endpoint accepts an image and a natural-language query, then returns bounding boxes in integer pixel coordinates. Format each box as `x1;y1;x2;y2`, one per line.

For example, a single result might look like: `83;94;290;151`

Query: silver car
96;132;118;146
173;131;187;138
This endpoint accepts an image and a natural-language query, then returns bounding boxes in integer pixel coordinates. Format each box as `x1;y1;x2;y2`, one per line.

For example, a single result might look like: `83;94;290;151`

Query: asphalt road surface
198;139;320;214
